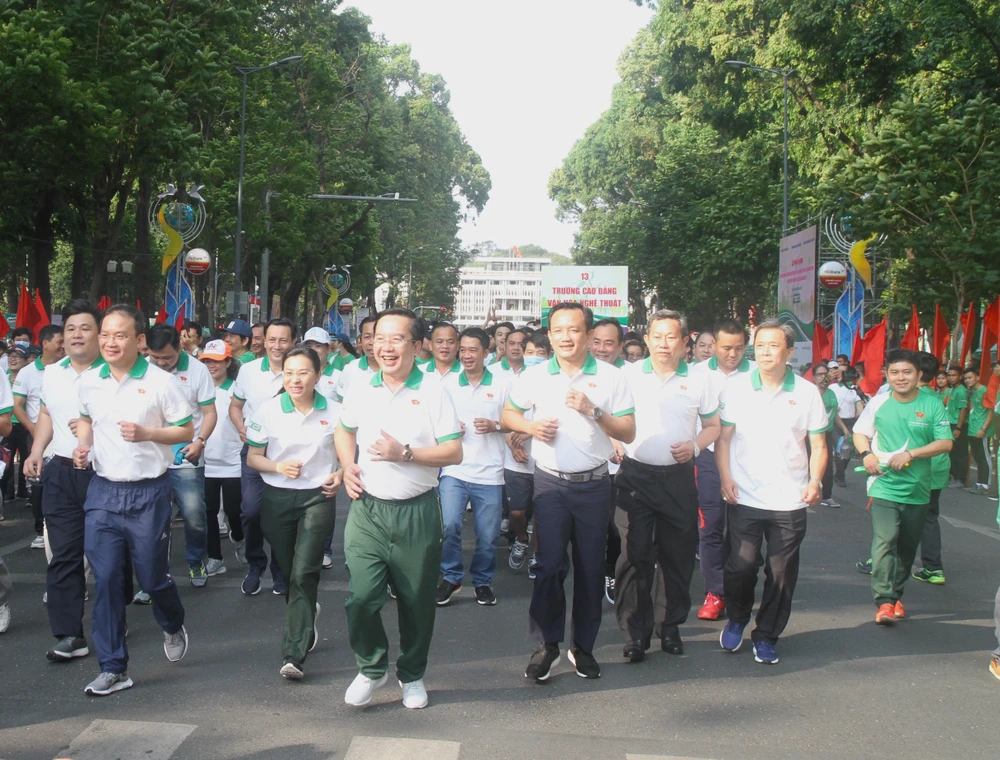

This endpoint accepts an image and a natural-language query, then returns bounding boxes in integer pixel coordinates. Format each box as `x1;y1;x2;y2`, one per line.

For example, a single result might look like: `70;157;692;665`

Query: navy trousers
695;448;726;598
85;474;185;673
240;445;281;578
529;469;611;653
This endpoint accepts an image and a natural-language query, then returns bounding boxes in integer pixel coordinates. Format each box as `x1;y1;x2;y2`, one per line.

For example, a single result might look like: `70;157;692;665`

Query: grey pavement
0;472;997;760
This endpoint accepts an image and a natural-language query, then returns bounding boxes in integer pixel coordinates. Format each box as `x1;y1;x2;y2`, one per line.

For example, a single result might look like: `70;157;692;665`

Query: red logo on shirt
680;385;687;390
319;420;329;426
180;376;187;382
915;411;926;419
411;399;421;406
788;399;796;405
588;383;597;388
137;389;146;395
486;393;494;399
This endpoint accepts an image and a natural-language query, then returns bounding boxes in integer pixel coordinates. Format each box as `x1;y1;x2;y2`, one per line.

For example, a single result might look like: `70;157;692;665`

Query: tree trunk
281;272;306;321
87;179;133;303
134;178;154;317
32;191;56;314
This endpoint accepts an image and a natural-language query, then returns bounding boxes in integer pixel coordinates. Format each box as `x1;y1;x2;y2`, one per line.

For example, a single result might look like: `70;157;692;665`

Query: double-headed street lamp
725;60;797;235
233;55;302;314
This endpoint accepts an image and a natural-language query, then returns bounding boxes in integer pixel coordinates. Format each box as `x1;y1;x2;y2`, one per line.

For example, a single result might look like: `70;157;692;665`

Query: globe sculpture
149;185;208;325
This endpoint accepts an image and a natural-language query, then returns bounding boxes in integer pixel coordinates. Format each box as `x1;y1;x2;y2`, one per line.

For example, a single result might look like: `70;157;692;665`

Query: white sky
347;0;653;256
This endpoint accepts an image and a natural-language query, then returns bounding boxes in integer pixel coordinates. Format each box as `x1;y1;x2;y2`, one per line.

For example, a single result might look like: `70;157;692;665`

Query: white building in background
454;256;550;329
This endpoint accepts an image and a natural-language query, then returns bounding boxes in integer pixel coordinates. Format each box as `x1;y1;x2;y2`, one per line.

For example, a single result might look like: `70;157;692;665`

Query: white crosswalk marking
54;719;196;760
344;736;461;760
627;754;716;760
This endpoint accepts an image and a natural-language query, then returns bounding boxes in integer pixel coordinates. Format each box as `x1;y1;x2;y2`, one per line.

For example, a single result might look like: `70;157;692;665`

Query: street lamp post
106;260;134;302
233;55;302;316
725;60;796;235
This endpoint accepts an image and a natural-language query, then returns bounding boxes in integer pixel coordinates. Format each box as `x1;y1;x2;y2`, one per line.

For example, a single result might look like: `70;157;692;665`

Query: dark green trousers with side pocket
344;489;442;683
870;497;929;606
260;485;335;663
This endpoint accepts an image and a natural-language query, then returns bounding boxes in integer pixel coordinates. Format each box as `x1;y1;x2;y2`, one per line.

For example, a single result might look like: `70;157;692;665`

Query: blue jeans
169;467;208;568
438;476;502;588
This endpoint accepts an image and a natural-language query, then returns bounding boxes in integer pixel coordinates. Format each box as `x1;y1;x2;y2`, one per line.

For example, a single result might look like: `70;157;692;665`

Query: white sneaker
218;516;229;536
30;535;45;549
322;553;333;569
0;602;10;633
345;672;388;706
204;558;227;576
400;678;428;709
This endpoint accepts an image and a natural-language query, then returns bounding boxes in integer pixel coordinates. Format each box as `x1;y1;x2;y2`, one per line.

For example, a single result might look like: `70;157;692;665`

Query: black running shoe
475;586;497;606
568;647;601;679
525;643;560;681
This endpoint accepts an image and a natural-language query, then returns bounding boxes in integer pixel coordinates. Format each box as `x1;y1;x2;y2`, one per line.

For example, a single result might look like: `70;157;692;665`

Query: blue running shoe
720;621;746;652
753;640;779;664
241;566;262;596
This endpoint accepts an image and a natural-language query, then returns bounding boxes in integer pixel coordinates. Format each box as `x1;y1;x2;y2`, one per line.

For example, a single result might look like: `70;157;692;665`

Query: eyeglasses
373;335;416;347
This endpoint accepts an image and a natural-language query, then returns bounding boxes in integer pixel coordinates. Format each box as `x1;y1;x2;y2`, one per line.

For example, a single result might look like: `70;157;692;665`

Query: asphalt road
0;472;998;760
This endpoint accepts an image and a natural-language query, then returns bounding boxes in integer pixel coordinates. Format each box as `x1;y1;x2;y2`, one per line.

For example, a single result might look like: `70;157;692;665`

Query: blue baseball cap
222;319;252;338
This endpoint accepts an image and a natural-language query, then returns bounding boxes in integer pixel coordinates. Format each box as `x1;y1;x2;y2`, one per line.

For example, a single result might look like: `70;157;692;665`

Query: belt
537;462;609;483
623;457;691;475
52;455;93;471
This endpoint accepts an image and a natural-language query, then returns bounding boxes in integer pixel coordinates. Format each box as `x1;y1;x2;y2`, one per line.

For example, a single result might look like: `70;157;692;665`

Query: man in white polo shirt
302;326;341;404
688;319;756;622
436;327;510;607
229;318;295;596
503;302;635;682
424;322;462;379
335;316;378;403
336;308;462;710
24;301;106;662
491;328;528;382
13;323;64;548
74;304;194;696
716;319;828;665
616;310;720;662
146;324;217;587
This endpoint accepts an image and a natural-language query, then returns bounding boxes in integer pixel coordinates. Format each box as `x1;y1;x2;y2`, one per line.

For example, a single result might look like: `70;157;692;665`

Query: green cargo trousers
260;485;335;664
870;497;929;606
344;489;442;683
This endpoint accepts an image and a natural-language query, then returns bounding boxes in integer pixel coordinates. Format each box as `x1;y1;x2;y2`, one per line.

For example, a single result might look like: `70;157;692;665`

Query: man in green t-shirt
943;364;969;487
963;367;993;495
853;349;953;625
812;363;850;508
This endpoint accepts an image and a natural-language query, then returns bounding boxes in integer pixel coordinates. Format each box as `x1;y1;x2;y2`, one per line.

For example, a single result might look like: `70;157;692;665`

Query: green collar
614;356;626;368
707;355;751;372
548;353;598;375
33;357;45;370
261;356;270;371
371;362;425;390
359;355;370;371
59;355;105;370
176;352;190;372
415;356;432;366
98;356;149;380
458;367;493;387
279;390;328;413
219;377;234;391
500;357;511;370
641;357;688;376
322;361;336;376
437;360;461;374
750;367;796;392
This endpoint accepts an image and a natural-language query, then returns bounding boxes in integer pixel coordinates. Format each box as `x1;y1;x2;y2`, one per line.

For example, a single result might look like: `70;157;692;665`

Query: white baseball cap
302;327;329;345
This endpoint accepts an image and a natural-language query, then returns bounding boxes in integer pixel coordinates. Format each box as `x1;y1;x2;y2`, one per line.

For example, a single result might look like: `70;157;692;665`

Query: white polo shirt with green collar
0;369;13;420
40;355;106;458
340;363;461;501
317;360;342;404
12;356;47;423
335;354;377;403
490;356;526;384
78;357;194;482
692;354;756;452
246;391;340;490
719;368;828;512
624;357;718;466
166;352;216;469
232;355;284;422
422;359;462;380
442;367;511;485
509;354;635;475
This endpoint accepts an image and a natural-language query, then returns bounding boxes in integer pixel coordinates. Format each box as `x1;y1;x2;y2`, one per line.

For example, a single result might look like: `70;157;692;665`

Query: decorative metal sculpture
319;265;352;337
823;215;885;358
150;184;208;325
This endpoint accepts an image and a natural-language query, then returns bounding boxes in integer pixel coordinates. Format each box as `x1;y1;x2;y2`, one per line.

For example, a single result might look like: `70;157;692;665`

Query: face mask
524;355;546;367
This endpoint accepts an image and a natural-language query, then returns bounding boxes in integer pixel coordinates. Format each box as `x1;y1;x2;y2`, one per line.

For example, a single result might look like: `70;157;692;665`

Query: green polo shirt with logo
943;384;968;426
968;384;989;434
918;385;951;490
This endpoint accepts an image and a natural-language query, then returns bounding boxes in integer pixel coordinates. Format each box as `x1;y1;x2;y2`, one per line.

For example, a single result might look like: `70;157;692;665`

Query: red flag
136;300;142;313
932;304;951;363
858;318;887;396
959;302;976;366
174;304;186;332
512;245;523;259
812;321;831;368
15;281;40;335
34;289;51;330
850;325;864;365
979;295;999;382
0;315;9;340
97;296;112;312
900;305;920;351
154;304;169;324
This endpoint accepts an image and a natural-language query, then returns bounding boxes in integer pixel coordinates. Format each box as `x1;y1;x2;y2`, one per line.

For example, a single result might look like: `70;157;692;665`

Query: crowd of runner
0;300;998;705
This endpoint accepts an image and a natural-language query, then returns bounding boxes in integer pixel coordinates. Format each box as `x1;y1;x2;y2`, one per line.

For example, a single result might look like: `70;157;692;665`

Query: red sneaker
875;603;895;625
894;601;905;620
697;593;725;621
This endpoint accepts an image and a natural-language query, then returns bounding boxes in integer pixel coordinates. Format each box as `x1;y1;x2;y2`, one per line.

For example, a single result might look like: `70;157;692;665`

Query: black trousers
604;472;619;577
42;458;94;640
724;504;807;645
205;476;243;560
529;469;611;654
822;430;836;498
950;424;969;483
834;418;856;480
614;458;699;644
969;435;992;486
2;424;30;497
918;488;943;572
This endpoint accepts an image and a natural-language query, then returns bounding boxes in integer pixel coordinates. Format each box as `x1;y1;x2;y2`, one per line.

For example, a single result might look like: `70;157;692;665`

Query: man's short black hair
12;327;33;342
714;319;749;344
39;324;63;344
264;318;297;342
842;366;860;381
916;351;940;383
431;321;458;339
359;315;377;333
548;302;593;330
885;348;920;372
62;299;102;328
183;320;202;335
459;327;490;351
526;333;552;355
592;318;624;342
836;354;850;363
251;322;264;330
486;324;497;337
496;321;515;333
147;324;181;352
102;304;146;337
374;308;426;342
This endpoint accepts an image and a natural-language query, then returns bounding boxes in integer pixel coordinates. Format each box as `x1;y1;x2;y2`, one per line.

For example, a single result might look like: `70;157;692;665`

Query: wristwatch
402;444;413;462
196;436;207;446
592;406;604;420
494;421;501;432
693;442;701;458
859;450;873;460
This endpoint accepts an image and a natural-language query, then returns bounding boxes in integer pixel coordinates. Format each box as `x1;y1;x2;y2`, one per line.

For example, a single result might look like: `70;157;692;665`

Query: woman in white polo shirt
200;340;245;576
246;347;342;680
